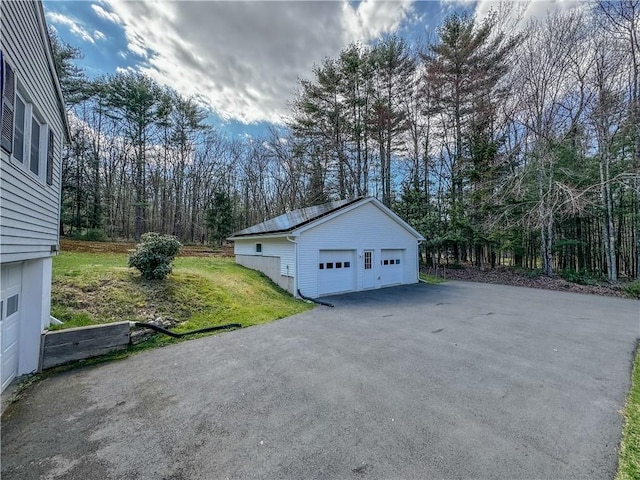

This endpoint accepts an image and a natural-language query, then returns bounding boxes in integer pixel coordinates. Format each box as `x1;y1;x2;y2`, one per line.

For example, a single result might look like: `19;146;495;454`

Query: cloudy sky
43;0;580;138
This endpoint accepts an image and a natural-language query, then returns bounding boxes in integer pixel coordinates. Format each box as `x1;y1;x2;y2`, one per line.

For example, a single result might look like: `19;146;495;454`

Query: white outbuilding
229;197;425;298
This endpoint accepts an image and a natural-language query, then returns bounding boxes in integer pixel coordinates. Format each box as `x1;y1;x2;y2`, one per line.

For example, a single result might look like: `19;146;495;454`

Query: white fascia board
227;233;296;241
294;197;425;240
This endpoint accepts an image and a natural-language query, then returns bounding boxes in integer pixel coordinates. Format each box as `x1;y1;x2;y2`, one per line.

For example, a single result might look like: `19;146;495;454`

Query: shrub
70;229;107;241
85;229;106;241
128;233;182;280
560;269;602;286
623;280;640;299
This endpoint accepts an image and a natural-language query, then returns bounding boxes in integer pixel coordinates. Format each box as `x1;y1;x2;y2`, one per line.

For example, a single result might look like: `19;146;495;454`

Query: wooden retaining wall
40;322;130;370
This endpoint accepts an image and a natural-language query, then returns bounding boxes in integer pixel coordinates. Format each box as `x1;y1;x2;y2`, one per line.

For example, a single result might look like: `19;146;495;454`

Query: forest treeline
55;1;639;281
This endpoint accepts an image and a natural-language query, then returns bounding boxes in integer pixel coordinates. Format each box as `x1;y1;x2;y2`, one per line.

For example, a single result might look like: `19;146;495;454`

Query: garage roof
231;198;362;237
229;197;424;241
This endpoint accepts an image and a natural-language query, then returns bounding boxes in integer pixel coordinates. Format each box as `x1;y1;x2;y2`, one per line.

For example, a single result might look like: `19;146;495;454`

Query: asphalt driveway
2;282;638;479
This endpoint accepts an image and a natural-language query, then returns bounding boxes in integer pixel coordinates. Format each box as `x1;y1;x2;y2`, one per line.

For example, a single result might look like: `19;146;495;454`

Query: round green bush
128;233;182;280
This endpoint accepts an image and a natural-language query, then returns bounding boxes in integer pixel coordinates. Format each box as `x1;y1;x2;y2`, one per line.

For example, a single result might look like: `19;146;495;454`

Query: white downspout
286;236;299;297
417;240;423;282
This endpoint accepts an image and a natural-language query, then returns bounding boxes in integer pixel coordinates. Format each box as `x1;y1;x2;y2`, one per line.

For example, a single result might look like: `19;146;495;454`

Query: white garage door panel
318;250;356;296
380;249;404;286
1;264;22;392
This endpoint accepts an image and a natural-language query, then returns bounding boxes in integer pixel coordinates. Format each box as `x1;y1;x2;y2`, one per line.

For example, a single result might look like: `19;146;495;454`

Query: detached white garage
230;197;424;298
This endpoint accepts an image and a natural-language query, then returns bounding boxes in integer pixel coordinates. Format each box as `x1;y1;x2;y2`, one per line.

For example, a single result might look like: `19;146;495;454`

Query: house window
1;57;52;183
30;116;42;174
13;94;25;163
46;130;54;185
255;243;262;253
1;54;16;153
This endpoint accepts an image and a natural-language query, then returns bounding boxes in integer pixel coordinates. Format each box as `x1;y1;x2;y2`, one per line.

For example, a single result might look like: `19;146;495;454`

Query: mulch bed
60;239;234;257
422;264;630;299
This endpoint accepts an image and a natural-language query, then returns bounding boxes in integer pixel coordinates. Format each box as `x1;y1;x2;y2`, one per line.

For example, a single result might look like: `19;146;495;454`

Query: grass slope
419;272;446;284
617;345;640;480
52;251;312;334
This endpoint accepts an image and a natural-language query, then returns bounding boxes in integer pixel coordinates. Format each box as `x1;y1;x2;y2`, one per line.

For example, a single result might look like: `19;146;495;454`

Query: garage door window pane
390;259;395;265
319;263;324;270
327;263;333;269
344;262;350;268
396;259;400;264
336;262;342;268
383;260;388;265
6;294;18;317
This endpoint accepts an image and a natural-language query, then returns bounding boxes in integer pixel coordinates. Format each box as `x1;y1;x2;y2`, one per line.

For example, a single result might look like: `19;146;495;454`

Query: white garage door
380;249;404;286
318;250;356;296
1;264;22;392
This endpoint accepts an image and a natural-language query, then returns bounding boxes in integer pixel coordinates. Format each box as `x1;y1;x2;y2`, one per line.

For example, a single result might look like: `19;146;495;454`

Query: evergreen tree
207;191;235;246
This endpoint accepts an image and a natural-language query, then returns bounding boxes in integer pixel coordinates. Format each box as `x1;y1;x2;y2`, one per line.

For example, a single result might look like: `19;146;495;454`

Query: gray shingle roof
231;198;363;237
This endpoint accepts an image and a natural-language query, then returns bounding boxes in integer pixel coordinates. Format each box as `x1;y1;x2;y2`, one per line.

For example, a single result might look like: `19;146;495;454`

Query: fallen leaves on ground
421;265;629;298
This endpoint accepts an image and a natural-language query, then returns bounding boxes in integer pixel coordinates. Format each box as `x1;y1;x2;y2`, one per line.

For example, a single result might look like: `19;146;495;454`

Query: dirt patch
422;265;629;298
61;239;134;254
60;239;233;257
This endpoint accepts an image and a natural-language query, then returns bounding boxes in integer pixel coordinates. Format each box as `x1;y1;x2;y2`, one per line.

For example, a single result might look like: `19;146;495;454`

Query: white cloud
91;4;122;24
115;65;135;75
94;30;106;41
343;0;413;41
102;0;414;125
472;0;586;30
46;12;95;44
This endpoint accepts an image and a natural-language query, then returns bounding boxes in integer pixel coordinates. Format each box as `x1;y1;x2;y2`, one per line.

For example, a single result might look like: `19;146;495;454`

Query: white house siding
0;1;65;391
296;202;419;298
1;0;64;262
234;237;295;293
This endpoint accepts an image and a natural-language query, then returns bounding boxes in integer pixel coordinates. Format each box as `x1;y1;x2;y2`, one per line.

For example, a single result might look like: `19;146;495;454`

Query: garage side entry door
1;263;22;392
318;250;356;296
380;249;404;286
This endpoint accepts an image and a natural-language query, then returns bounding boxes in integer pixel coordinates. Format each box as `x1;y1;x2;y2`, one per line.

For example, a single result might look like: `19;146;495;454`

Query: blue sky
43;1;577;139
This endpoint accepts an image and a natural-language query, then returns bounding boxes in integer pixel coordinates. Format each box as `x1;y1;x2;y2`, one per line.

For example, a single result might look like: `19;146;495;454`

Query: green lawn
51;252;312;336
419;272;446;284
617;345;640;480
